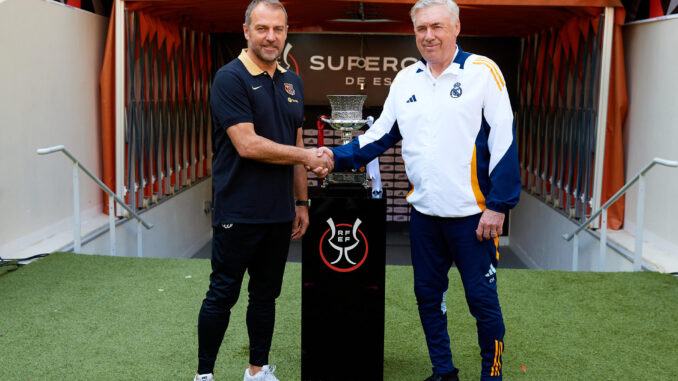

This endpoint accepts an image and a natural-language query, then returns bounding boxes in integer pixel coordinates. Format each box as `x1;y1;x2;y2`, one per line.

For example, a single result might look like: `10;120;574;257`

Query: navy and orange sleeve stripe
473;115;520;214
485;121;520;213
475;54;520;214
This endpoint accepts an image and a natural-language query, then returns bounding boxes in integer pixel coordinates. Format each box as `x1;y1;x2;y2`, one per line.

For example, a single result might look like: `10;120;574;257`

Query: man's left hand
292;205;310;240
475;209;505;241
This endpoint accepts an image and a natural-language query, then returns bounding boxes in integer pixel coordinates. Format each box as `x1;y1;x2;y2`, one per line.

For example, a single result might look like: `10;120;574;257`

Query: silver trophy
320;95;370;187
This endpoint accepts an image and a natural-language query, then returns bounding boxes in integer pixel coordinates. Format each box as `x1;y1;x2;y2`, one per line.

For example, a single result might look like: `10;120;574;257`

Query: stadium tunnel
99;0;627;263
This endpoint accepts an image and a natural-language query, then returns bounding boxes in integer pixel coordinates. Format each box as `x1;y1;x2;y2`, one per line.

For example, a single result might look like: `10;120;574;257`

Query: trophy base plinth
322;172;368;188
312;183;371;198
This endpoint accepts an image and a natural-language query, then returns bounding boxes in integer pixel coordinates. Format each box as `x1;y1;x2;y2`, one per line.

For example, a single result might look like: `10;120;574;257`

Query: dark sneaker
424;368;459;381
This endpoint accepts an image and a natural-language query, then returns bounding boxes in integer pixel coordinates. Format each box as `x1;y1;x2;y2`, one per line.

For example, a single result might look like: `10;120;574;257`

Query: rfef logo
319;218;369;273
281;42;299;74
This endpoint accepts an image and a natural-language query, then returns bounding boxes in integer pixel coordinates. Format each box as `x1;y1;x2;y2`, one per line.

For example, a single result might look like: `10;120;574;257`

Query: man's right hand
305;147;334;178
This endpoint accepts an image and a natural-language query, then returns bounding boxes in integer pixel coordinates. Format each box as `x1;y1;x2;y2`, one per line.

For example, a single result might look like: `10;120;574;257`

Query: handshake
304;147;334;179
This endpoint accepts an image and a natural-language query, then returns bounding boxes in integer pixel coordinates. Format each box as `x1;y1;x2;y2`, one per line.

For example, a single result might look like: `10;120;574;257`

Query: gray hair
410;0;459;24
244;0;288;27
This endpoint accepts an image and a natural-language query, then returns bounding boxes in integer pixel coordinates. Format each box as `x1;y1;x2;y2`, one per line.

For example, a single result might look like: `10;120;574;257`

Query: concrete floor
192;228;528;269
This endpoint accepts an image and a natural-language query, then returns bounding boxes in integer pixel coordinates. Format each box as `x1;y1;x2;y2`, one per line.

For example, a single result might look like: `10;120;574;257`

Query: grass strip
1;252;676;380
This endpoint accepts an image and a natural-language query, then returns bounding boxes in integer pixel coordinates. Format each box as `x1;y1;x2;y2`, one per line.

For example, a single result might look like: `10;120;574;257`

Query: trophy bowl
318;94;370;188
320;95;368;143
328;94;367;120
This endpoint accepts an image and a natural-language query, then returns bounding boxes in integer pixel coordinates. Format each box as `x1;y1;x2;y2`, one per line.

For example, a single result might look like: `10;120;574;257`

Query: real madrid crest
284;83;295;96
450;82;462;98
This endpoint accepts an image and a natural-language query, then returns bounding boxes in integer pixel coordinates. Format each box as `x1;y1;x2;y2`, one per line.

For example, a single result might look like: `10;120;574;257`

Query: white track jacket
332;46;520;217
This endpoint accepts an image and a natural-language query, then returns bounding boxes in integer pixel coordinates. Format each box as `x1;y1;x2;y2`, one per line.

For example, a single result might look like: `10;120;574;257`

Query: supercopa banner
281;34;420;107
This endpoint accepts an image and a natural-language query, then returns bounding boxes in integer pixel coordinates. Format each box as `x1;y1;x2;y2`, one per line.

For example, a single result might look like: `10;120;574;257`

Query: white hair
410;0;460;24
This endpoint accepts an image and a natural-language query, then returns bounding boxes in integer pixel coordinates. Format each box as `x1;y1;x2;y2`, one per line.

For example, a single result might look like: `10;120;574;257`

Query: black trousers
197;222;292;374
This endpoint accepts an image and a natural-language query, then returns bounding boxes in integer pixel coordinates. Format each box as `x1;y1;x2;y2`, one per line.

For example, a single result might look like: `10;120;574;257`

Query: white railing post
634;173;646;271
73;161;81;253
572;233;579;271
38;145;153;257
563;157;678;272
599;208;607;271
109;195;116;256
137;220;143;258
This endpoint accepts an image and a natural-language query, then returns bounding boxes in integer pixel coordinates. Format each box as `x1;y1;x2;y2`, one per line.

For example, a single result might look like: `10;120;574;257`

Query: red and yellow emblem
284;83;295;96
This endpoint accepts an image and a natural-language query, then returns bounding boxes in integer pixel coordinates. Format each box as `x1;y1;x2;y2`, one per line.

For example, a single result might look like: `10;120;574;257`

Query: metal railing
563;157;678;271
37;145;153;257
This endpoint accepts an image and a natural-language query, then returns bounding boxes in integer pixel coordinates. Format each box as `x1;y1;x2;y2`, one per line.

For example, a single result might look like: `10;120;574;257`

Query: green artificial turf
1;252;677;380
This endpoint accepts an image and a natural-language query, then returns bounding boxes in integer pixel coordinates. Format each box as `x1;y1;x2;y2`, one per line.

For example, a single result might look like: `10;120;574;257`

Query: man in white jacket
322;0;520;379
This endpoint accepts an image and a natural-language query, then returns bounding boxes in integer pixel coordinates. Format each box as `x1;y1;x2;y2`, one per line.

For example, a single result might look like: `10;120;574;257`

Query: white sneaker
243;365;279;381
194;373;213;381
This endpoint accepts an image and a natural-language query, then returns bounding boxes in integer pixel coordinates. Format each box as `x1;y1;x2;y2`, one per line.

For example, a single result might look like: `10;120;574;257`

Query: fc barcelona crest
284;83;295;96
450;82;462;98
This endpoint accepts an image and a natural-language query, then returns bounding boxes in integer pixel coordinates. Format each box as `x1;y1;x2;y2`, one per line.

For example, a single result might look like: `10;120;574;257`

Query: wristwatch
295;199;311;208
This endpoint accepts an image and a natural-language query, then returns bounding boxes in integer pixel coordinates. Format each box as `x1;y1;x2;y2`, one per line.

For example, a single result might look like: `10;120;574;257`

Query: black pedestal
301;189;386;381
